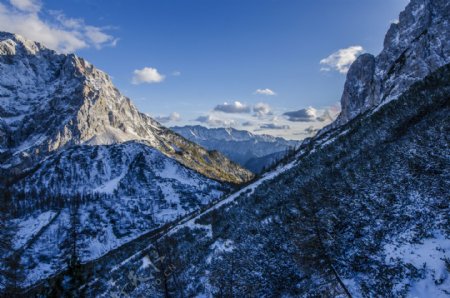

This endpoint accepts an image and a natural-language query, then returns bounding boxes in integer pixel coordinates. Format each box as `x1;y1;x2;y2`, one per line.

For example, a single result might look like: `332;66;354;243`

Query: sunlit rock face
331;0;450;128
0;32;253;183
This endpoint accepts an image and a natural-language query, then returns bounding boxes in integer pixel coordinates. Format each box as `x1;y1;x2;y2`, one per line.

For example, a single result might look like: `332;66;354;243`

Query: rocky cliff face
336;53;376;123
333;0;450;127
0;32;252;184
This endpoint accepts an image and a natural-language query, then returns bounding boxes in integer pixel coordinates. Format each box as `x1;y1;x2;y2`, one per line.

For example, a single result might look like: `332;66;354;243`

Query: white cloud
172;71;181;76
0;0;117;53
254;88;276;96
283;107;317;122
189;103;337;140
132;67;165;84
85;26;117;49
253;102;273;117
213;101;251;113
195;114;237;127
10;0;40;12
320;46;364;74
155;112;181;123
48;10;82;29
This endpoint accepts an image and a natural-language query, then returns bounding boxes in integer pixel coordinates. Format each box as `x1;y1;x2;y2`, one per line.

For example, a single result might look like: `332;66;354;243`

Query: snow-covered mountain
0;32;252;184
0;32;252;293
172;125;300;173
20;0;447;296
330;0;450;127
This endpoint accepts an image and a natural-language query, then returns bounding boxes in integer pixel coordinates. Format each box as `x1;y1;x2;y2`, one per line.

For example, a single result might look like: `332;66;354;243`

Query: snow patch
13;211;57;250
94;173;125;194
384;232;450;297
140;255;153;269
211;239;235;253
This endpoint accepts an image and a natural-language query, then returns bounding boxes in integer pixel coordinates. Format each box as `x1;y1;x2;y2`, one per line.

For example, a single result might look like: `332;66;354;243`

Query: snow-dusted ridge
168;158;298;236
0;31;252;184
172;125;300;173
94;156;300;280
15;155;297;293
1;0;449;295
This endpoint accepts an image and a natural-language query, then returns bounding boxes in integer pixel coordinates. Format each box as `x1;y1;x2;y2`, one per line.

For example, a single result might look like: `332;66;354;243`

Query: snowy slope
12;141;224;200
2;0;449;295
9;141;228;287
0;32;251;293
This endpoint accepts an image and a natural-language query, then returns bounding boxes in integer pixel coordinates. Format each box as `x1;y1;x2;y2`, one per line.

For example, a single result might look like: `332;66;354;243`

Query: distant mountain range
172;125;300;173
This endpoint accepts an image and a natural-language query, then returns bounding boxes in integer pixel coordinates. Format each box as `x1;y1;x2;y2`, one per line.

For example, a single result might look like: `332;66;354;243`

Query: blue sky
0;0;409;139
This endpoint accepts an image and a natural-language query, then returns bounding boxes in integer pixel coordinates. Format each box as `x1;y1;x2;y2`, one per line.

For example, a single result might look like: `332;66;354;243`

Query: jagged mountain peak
0;31;48;56
0;32;252;183
331;0;449;128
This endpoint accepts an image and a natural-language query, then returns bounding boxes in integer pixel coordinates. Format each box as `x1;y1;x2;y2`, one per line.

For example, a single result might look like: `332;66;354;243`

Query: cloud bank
283;107;317;122
195;114;237;127
0;0;117;53
254;88;276;96
213;101;251;114
320;46;364;74
155;112;181;123
253;102;273;117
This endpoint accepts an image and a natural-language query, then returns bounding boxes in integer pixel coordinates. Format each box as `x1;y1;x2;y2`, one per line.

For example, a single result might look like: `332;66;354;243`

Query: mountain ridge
0;31;251;293
171;125;300;173
0;31;253;184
